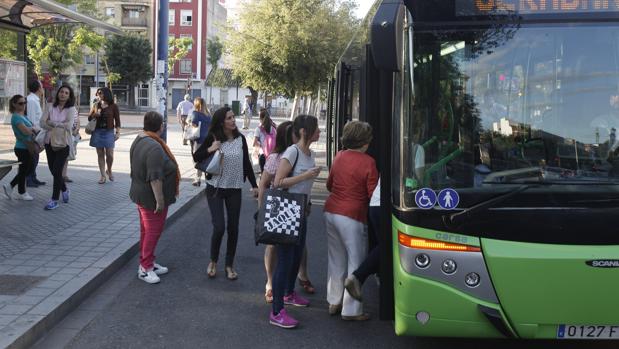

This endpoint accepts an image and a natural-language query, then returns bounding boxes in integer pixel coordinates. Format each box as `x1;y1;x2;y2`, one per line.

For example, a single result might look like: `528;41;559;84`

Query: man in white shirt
26;80;45;187
176;94;194;145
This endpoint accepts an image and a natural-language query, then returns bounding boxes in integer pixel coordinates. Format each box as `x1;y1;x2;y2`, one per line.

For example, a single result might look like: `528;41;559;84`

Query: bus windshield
402;23;619;208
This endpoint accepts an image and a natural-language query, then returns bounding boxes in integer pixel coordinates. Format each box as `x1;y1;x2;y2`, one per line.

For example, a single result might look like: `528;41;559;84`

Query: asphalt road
34;181;616;349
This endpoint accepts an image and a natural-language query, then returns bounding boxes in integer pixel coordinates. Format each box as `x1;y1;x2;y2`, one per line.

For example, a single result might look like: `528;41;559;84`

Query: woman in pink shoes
269;115;321;329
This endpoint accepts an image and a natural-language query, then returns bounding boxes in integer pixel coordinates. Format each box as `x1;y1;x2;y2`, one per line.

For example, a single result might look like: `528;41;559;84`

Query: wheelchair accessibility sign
415;188;459;210
415;188;437;209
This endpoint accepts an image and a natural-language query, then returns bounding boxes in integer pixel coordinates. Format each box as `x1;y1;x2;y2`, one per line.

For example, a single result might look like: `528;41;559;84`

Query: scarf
144;131;180;196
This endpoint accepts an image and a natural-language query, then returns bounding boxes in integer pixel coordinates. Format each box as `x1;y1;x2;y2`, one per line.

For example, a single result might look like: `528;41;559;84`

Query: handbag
255;146;304;245
50;127;69;150
195;149;223;175
85;118;96;135
184;121;201;141
255;189;307;245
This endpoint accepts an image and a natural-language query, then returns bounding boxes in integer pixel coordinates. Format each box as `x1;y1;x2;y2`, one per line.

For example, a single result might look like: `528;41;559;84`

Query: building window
84;55;95;65
180;59;192;74
169;9;175;25
181;10;192;26
128;10;140;19
105;7;115;18
180;34;192;51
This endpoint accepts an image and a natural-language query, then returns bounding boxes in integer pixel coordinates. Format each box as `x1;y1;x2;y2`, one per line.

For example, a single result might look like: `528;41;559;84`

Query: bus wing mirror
371;0;405;72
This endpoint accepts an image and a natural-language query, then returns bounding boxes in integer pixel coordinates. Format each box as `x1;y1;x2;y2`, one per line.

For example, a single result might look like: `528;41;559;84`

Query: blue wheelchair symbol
415;188;437;209
438;189;460;210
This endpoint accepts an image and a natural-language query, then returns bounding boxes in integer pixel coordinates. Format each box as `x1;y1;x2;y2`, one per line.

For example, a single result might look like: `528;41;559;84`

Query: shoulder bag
196;148;223;175
85;118;97;135
184;121;201;141
255;147;307;245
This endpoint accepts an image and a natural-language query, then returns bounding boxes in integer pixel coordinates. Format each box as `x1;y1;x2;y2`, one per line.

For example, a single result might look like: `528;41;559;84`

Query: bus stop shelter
0;0;121;124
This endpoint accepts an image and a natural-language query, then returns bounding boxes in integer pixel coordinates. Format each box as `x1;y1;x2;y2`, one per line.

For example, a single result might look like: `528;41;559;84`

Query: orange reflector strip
398;232;481;252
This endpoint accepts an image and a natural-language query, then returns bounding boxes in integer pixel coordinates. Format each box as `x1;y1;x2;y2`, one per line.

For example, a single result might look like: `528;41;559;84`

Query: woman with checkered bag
268;115;322;329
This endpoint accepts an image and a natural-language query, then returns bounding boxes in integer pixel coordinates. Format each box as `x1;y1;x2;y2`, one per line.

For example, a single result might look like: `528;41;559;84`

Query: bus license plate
557;325;619;339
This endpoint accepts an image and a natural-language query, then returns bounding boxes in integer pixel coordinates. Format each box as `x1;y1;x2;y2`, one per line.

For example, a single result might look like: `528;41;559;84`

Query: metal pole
156;0;170;142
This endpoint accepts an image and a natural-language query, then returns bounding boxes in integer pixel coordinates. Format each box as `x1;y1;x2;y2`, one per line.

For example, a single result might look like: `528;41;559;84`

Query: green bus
327;0;619;339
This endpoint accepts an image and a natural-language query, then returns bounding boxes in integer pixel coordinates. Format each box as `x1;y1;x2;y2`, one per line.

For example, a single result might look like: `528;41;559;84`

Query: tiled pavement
0;124;204;348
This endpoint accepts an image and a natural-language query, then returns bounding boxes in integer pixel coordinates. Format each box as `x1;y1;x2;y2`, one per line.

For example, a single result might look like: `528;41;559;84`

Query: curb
5;190;204;349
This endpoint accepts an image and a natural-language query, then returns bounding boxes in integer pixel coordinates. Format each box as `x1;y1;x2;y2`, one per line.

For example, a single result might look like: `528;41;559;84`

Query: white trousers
324;212;368;316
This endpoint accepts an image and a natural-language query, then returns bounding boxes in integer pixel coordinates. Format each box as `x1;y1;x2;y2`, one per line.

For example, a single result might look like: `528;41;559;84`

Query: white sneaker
3;184;12;200
153;263;169;275
138;265;160;284
12;192;33;201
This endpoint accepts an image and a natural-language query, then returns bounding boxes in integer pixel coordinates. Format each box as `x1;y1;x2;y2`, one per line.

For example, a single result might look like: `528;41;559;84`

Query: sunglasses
16;101;26;105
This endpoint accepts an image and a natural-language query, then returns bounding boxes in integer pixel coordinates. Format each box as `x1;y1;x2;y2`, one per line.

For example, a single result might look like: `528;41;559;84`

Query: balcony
121;5;147;27
121;16;147;27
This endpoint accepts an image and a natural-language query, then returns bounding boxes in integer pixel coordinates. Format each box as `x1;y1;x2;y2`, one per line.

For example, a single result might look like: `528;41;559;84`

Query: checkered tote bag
255;189;307;245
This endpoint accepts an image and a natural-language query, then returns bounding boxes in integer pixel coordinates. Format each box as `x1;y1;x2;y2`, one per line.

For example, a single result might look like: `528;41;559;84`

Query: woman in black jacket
193;107;258;280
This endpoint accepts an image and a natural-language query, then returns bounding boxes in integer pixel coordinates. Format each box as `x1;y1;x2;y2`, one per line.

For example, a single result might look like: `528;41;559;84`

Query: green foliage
104;34;152;86
27;25;104;83
0;29;17;60
207;37;224;69
226;0;359;97
168;37;193;72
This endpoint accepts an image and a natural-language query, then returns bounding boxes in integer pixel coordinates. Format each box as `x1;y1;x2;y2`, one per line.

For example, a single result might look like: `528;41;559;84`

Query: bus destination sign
456;0;619;16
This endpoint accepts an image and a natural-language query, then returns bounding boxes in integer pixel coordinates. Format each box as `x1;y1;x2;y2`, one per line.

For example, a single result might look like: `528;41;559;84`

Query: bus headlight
441;259;457;274
416;311;430;325
465;272;481;288
415;253;431;268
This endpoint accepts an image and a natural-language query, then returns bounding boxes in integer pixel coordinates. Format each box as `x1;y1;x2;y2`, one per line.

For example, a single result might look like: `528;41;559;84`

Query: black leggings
45;145;69;200
205;185;242;267
11;148;33;194
353;206;381;284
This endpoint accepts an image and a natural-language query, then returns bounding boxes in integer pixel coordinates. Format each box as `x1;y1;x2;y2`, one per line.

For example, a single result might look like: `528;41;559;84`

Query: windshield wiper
445;184;538;228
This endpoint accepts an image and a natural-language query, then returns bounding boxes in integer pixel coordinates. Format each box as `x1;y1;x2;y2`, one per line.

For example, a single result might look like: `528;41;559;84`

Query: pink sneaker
283;291;310;307
269;308;299;329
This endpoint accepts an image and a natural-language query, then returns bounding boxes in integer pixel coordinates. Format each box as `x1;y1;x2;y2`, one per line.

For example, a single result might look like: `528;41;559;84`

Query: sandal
225;267;238;281
298;278;315;294
106;170;114;181
98;176;106;184
265;289;273;303
207;262;216;278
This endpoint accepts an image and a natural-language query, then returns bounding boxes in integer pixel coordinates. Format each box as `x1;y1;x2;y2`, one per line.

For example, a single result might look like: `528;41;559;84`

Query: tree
206;37;224;105
168;37;193;73
226;0;358;117
104;34;152;108
26;0;104;85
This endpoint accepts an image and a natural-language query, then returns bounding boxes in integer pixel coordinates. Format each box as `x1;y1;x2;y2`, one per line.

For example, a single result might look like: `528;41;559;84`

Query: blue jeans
272;229;306;314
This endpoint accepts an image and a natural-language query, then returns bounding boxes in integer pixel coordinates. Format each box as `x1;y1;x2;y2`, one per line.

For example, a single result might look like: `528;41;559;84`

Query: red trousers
138;205;168;270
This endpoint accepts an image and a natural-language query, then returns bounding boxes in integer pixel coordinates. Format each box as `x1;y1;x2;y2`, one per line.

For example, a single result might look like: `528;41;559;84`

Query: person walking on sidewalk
241;96;252;130
25;80;45;187
324;120;378;321
88;87;121;184
193;107;258;280
188;97;211;186
176;94;193;145
344;178;381;303
3;95;35;201
253;108;276;173
130;111;180;284
40;85;77;211
269;114;322;329
257;121;293;303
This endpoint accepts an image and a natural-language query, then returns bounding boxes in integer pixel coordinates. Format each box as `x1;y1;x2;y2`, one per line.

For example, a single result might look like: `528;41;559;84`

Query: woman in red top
324;121;378;321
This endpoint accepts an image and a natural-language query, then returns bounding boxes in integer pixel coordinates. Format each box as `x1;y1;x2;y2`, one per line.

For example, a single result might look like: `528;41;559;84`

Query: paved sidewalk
0;115;327;348
0;123;204;348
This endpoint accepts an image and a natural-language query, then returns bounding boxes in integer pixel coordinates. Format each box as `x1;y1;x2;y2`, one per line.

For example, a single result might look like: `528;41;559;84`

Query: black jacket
193;133;257;188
